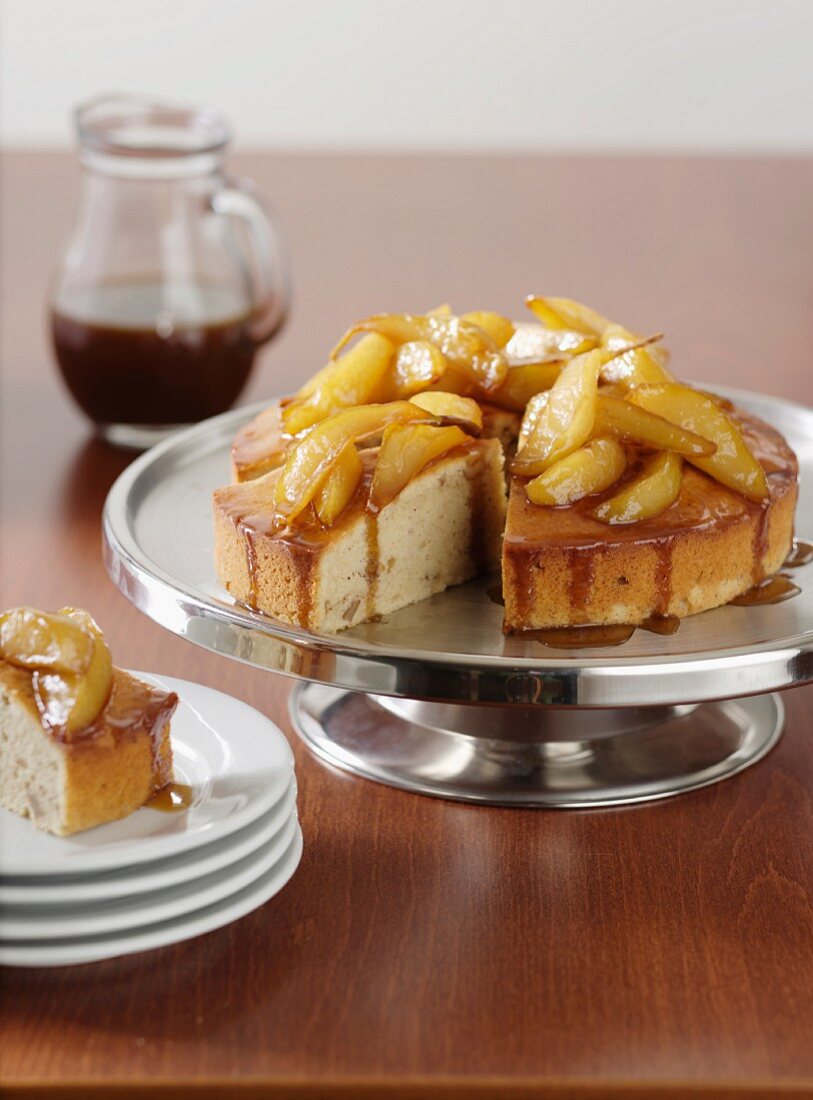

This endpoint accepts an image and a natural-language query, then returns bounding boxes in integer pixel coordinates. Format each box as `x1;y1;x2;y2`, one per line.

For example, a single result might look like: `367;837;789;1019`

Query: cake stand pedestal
102;389;813;808
290;689;783;806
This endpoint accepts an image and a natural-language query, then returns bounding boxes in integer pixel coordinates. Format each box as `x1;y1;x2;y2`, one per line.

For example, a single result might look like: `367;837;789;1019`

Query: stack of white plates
0;674;301;967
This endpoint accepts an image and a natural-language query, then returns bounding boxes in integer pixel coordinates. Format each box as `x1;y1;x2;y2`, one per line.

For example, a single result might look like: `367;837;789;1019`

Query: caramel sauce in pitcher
51;281;262;425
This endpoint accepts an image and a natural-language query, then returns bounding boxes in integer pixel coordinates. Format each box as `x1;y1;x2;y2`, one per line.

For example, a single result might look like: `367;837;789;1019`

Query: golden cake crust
502;411;798;630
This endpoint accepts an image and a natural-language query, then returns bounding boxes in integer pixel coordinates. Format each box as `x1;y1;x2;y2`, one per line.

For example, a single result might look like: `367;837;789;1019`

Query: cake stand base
290;685;784;807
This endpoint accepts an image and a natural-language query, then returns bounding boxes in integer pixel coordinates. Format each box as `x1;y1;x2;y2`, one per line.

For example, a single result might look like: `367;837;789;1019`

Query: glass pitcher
50;94;289;449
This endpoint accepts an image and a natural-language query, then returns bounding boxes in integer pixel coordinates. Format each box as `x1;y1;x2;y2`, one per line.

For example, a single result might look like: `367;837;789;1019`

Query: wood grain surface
1;152;812;1098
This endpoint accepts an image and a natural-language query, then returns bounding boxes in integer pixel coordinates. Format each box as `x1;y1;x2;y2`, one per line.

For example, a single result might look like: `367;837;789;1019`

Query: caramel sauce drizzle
751;500;771;585
243;525;260;608
653;543;673;617
69;673;177;754
100;678;177;783
567;548;597;616
365;512;380;624
516;566;533;628
295;545;316;629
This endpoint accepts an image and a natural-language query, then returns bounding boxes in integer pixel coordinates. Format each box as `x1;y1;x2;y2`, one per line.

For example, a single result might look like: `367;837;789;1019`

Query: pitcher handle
209;176;290;345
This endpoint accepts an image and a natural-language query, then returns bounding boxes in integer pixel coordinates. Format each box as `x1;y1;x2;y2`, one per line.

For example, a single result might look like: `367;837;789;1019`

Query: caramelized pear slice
274;402;436;526
525;296;608;336
291;358;335;403
591;451;683;525
283;333;395;435
331;314;508;394
407;391;482;434
460;311;515;349
517;391;550;451
512;337;660;463
526;439;627;507
692;388;735;412
34;608;113;736
391;340;447;397
600;324;672;388
369;424;470;513
594;394;716;456
629;384;769;502
425;367;473;396
0;607;93;674
506;325;596;362
490;361;563;411
313;443;364;526
511;349;604;475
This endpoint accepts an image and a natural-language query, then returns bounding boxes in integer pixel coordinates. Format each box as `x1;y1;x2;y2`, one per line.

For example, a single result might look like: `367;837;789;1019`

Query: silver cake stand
102;387;813;808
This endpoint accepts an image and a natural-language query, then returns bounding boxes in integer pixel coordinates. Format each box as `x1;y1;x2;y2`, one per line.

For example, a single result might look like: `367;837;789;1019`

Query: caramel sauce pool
524;624;636;648
785;538;813;568
728;539;809;606
148;782;194;813
487;581;505;606
730;574;800;606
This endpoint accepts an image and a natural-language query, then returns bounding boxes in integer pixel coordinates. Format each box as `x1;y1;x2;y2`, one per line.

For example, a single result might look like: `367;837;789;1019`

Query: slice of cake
215;438;506;632
0;607;177;835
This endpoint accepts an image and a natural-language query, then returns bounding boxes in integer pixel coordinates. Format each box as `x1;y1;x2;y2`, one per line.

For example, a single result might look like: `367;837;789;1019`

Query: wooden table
2;152;813;1099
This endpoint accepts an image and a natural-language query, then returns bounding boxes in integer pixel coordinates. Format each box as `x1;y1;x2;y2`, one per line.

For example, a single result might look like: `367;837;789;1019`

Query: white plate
0;778;297;906
0;674;294;877
0;808;298;939
0;822;303;967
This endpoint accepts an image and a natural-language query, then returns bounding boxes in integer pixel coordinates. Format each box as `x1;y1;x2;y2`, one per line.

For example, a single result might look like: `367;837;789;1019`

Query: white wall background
2;0;812;151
